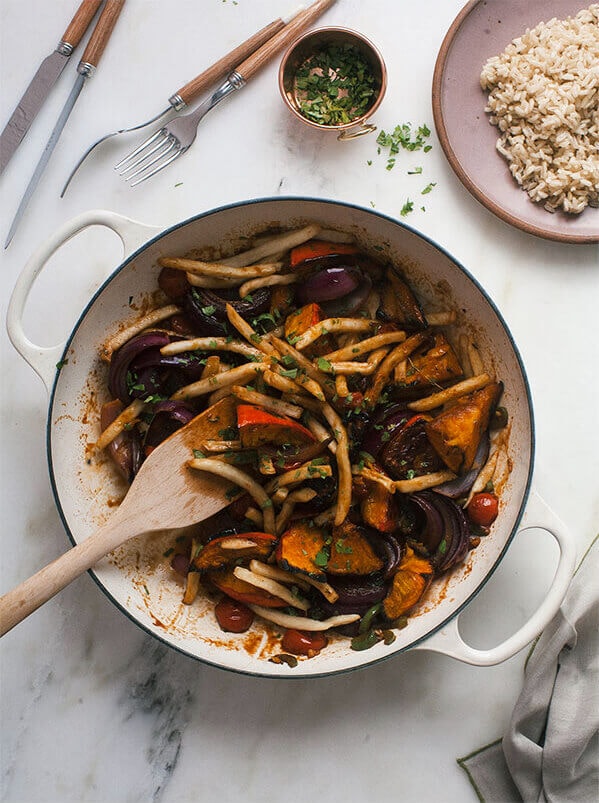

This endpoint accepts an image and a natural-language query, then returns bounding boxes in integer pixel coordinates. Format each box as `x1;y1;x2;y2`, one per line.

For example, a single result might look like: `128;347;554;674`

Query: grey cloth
458;535;599;803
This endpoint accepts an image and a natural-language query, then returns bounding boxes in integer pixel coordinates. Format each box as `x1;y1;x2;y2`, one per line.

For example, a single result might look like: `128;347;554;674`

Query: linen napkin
458;534;599;803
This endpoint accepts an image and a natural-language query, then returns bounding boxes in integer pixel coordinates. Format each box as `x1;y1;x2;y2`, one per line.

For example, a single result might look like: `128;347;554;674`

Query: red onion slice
296;266;361;304
108;332;171;403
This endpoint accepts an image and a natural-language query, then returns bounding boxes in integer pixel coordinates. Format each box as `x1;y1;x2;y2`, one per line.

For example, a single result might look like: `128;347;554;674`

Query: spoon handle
235;0;336;82
0;512;132;637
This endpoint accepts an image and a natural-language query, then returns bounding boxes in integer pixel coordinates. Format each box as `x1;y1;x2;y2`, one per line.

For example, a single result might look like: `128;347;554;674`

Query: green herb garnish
293;42;378;127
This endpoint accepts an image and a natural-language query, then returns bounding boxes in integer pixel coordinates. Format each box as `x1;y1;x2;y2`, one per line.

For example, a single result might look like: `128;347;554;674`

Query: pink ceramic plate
432;0;599;244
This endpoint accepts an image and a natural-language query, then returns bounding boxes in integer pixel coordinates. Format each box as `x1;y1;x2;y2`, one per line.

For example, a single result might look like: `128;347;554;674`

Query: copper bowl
278;27;387;140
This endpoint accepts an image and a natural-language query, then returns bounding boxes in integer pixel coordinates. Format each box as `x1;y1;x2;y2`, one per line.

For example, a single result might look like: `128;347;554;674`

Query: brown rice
480;5;599;214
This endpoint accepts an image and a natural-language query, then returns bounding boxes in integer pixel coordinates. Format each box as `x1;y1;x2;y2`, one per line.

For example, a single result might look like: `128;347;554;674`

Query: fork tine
124;139;179;182
118;135;174;177
114;129;165;171
130;148;183;187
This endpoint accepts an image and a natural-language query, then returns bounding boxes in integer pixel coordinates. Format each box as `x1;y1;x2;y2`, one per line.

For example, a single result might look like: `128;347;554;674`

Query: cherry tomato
281;629;328;657
214;597;254;633
467;492;499;527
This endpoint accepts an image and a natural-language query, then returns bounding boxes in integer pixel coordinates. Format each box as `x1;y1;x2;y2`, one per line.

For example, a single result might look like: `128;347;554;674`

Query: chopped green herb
421;182;437;195
317;357;333;372
193;449;206;459
400;199;414;217
314;548;329;568
201;305;217;316
351;628;382;651
293;42;378;127
375;122;433;169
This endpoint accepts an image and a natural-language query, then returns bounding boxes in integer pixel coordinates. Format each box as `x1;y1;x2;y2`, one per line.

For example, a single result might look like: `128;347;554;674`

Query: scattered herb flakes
293;43;378;127
376;122;432;169
400;199;414;217
56;358;69;370
421;182;437;195
408;166;423;175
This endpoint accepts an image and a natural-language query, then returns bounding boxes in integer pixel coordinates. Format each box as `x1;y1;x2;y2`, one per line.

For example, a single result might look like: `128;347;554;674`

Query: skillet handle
6;209;161;393
413;490;576;666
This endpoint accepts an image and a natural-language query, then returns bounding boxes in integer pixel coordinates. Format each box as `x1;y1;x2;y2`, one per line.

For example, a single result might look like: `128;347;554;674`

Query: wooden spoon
0;397;238;636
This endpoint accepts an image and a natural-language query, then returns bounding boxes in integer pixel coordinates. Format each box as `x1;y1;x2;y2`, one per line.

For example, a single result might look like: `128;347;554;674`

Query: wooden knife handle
61;0;103;48
235;0;336;82
80;0;126;69
176;18;287;107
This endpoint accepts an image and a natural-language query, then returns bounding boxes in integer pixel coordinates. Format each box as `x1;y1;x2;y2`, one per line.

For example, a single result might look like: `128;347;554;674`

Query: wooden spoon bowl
0;397;237;636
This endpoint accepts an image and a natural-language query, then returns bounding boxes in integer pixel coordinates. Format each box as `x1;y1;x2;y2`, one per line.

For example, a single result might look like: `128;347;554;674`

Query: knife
0;0;104;176
5;0;126;248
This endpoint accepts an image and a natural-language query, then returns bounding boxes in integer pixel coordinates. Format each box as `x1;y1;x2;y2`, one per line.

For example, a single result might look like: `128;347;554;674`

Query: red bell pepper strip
290;240;359;267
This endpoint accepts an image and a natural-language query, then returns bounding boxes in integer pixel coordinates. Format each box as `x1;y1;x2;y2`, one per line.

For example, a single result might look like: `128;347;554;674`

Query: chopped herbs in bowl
279;28;387;137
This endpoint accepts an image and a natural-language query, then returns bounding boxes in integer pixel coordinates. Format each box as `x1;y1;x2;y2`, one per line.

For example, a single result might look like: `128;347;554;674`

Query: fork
115;0;337;186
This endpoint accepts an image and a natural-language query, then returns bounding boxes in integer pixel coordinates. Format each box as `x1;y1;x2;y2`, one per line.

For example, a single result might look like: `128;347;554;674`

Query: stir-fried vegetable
97;224;510;664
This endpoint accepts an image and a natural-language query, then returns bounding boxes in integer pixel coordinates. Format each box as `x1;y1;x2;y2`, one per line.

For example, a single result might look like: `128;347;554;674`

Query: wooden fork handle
79;0;126;69
176;18;287;107
235;0;337;82
61;0;103;48
0;513;132;637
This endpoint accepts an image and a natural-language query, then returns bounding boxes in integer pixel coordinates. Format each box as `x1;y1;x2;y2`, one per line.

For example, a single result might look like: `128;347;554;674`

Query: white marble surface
1;1;598;801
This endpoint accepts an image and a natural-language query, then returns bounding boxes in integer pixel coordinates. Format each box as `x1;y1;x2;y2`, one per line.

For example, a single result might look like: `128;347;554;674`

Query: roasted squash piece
378;267;427;331
382;547;433;620
327;521;384;575
380;414;444;480
236;404;315;448
425;382;502;474
360;482;398;533
403;334;463;388
270;284;294;320
284;302;335;356
209;568;288;608
193;531;277;572
276;522;329;581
